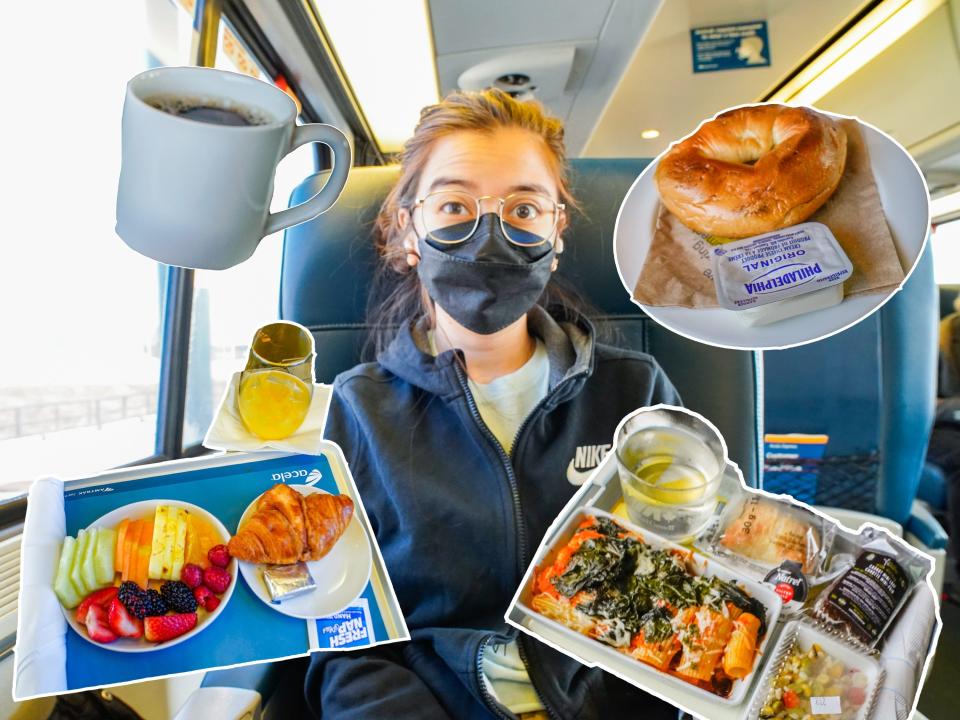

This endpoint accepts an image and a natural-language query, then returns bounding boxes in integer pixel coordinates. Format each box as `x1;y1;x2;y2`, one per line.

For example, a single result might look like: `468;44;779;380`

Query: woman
307;89;681;719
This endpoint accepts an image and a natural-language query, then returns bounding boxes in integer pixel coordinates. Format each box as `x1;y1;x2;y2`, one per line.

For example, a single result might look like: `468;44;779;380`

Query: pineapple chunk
53;536;82;608
148;505;179;580
148;505;169;579
170;509;189;581
70;529;90;596
93;527;117;585
80;527;100;591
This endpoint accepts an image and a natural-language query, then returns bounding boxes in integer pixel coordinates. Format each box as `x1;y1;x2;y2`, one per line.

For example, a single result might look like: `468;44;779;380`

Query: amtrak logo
566;444;611;486
271;468;323;486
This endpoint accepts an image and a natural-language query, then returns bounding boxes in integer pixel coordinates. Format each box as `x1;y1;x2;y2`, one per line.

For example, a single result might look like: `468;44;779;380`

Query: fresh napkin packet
203;371;332;455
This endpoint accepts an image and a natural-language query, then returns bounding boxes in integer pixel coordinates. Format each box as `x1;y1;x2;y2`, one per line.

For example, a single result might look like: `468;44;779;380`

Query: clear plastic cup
615;407;726;540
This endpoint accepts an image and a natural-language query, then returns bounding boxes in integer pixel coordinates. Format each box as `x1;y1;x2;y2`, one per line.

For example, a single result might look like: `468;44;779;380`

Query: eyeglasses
412;191;565;247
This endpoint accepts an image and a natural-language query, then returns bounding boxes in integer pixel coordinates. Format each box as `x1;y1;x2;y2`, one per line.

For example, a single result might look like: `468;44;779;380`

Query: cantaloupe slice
135;520;154;589
120;520;138;582
115;519;130;572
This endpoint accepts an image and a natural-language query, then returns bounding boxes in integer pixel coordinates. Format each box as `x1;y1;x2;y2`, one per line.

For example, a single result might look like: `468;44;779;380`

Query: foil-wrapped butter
263;562;316;603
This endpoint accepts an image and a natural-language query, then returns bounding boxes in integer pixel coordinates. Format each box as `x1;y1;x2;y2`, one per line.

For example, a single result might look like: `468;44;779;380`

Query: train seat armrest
917;462;947;510
907;502;949;550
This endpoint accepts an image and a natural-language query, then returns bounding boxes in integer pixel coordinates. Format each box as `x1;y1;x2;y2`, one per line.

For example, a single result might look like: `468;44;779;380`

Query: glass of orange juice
238;322;315;440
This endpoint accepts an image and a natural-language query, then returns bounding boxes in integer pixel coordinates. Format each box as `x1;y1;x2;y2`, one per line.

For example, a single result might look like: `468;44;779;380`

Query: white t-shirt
467;339;549;453
429;332;549;715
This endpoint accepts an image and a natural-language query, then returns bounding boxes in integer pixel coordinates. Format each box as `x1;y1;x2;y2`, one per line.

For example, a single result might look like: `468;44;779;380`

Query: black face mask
416;213;556;335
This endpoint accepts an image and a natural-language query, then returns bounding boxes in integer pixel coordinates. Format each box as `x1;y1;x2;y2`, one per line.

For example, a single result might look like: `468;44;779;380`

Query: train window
0;2;159;500
932;219;960;284
179;10;317;450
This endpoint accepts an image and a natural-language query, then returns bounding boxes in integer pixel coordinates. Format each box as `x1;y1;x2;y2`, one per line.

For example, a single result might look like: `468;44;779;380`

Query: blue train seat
762;246;947;550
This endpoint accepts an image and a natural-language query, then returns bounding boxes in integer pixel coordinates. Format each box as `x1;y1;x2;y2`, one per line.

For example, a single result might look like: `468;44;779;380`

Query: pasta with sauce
530;515;768;697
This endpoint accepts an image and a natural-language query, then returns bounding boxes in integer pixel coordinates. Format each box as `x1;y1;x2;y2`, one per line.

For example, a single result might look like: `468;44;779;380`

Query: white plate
236;484;372;619
613;111;930;350
62;499;237;653
747;620;883;720
517;507;782;706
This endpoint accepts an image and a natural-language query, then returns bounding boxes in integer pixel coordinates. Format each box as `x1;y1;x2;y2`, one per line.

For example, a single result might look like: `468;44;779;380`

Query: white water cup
116;66;351;270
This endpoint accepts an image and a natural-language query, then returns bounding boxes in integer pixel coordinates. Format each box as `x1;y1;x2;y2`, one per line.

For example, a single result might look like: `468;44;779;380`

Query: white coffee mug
116;66;351;270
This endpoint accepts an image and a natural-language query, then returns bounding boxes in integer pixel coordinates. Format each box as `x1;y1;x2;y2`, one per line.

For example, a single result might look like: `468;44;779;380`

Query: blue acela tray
60;445;407;691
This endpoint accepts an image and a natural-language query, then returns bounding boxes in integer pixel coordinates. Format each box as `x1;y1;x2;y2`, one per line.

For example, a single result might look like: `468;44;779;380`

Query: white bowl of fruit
53;500;237;652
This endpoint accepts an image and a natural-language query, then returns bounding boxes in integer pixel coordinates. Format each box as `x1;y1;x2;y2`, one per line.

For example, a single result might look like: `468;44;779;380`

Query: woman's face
399;127;565;266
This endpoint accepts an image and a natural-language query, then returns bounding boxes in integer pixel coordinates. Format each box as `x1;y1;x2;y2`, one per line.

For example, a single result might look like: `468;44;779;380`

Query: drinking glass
238;322;315;440
615;407;726;540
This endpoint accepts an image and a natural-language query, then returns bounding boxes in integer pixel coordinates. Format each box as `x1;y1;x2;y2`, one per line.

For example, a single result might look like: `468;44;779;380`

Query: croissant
229;484;355;564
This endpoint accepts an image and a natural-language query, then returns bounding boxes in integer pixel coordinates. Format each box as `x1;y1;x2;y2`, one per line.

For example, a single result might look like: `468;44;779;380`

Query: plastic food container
747;620;883;720
517;507;783;706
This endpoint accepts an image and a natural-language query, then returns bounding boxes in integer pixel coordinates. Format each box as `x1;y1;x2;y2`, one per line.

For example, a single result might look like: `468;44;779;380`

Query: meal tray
57;445;408;693
506;450;788;719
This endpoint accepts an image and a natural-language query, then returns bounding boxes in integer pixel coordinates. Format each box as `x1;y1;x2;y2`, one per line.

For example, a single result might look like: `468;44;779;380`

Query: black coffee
145;94;273;126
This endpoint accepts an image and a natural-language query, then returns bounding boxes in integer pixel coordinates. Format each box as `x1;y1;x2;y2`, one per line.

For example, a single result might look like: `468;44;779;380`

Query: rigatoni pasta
530;515;769;698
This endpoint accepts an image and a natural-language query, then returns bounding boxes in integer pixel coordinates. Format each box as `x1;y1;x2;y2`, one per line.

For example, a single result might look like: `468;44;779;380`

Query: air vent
456;45;577;102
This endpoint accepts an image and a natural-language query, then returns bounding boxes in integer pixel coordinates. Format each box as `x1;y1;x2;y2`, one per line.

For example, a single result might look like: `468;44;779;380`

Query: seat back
762;246;938;524
281;160;762;483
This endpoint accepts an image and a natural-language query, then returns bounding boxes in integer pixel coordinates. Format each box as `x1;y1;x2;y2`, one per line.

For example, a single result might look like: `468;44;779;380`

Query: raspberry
207;545;231;568
160;581;198;613
193;585;219;612
203;565;231;594
180;563;203;589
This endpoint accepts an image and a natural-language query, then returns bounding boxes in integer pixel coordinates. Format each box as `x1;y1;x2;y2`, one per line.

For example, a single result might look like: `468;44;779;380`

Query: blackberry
160;581;198;613
118;581;150;619
117;581;142;608
142;589;168;617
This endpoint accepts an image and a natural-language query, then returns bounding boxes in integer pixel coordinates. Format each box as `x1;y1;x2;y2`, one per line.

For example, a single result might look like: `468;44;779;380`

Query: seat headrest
280;159;651;327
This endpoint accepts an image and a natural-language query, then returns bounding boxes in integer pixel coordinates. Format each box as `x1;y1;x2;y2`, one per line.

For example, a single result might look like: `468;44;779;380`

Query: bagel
655;105;847;239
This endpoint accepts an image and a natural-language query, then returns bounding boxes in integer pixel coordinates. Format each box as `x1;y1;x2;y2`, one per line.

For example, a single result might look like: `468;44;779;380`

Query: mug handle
263;123;352;236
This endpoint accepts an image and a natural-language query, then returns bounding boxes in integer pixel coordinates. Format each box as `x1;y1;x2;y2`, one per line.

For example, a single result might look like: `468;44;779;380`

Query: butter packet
263;562;317;603
710;222;853;311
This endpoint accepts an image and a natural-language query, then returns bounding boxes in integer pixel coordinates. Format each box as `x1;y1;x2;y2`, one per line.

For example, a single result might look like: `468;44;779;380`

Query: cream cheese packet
710;222;853;311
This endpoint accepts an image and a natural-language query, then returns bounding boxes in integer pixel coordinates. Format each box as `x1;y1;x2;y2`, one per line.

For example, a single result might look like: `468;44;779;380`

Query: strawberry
207;545;231;568
76;586;119;624
107;597;143;639
180;563;203;589
84;604;118;644
203;566;231;594
144;612;197;643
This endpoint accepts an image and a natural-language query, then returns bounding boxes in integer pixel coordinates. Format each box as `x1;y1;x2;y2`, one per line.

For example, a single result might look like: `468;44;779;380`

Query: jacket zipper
475;634;514;720
455;364;587;720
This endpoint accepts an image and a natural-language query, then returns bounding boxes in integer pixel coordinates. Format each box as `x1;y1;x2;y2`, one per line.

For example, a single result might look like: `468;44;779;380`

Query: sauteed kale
550;517;767;642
